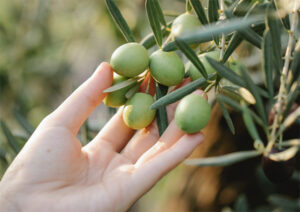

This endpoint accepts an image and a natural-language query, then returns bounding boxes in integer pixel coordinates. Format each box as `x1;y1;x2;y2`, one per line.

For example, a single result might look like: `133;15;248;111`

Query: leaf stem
267;2;298;152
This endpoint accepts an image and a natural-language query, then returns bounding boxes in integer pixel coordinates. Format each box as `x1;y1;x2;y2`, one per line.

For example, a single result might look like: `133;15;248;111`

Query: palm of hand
0;63;203;212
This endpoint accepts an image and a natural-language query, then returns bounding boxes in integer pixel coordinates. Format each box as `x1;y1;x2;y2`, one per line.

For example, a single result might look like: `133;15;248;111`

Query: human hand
0;63;204;212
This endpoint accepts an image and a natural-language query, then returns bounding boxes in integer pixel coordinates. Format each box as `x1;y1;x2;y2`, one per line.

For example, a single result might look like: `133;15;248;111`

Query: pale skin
0;63;204;212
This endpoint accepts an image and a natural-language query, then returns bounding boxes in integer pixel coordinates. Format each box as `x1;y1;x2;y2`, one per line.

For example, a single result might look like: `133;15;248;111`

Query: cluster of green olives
104;13;214;132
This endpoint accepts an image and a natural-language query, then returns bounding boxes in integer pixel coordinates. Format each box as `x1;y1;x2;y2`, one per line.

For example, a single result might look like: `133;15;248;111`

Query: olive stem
219;0;226;60
267;1;298;152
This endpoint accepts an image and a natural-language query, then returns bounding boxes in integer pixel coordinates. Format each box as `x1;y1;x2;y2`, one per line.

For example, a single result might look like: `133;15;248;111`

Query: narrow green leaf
238;27;262;49
206;56;246;87
151;74;215;109
208;0;220;45
240;67;268;125
105;0;135;42
0;120;20;154
146;0;163;46
163;15;264;51
267;3;283;73
0;147;8;163
175;38;207;79
217;97;235;134
153;0;167;27
206;57;269;98
185;150;262;166
262;29;274;100
241;102;262;143
104;78;138;93
13;109;35;135
233;0;252;17
141;22;172;49
218;95;264;128
155;83;169;136
189;0;208;25
281;14;290;30
125;83;140;99
222;32;243;63
208;0;219;23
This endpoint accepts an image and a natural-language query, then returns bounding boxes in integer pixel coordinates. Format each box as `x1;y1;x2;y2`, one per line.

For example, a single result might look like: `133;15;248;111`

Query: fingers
132;133;204;196
83;107;135;153
45;63;113;134
122;89;205;163
121;101;179;163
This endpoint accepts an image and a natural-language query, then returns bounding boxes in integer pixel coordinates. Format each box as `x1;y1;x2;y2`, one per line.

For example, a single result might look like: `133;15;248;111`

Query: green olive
110;42;149;77
175;94;211;133
149;50;185;86
123;92;156;130
187;50;220;81
171;13;201;38
104;74;135;108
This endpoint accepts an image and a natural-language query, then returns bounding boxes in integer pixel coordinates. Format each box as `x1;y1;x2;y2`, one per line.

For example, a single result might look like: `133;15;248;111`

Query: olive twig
267;1;299;152
219;0;226;60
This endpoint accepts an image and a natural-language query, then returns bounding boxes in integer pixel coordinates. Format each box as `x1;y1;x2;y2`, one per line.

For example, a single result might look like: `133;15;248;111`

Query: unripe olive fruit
123;92;156;130
262;147;296;183
175;94;211;133
187;50;220;81
104;74;135;108
149;50;185;86
110;42;149;77
171;13;201;38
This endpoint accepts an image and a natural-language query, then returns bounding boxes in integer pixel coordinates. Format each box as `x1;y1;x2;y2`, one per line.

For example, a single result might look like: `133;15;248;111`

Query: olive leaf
208;0;220;45
222;32;243;63
13;109;35;135
240;66;268;125
267;2;283;74
218;95;265;129
103;78;138;93
146;0;163;47
141;22;172;49
262;29;274;101
174;38;207;79
233;0;252;17
238;27;262;49
0;147;8;163
241;102;263;145
281;14;290;30
208;0;219;23
150;74;215;109
206;56;269;98
125;83;141;99
0;120;20;154
163;15;264;51
217;97;235;134
105;0;135;42
225;10;262;49
155;83;169;136
189;0;208;25
153;0;167;27
185;150;262;166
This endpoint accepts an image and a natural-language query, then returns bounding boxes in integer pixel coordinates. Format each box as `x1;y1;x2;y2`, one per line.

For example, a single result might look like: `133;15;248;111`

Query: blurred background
0;0;299;211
